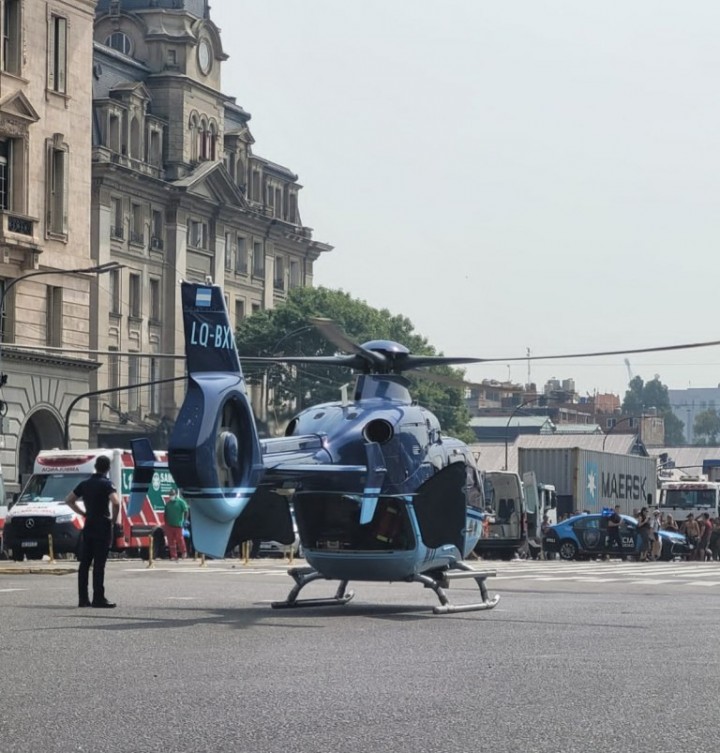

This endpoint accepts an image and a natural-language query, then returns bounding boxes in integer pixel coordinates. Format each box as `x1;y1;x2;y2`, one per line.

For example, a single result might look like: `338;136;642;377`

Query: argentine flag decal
195;287;212;307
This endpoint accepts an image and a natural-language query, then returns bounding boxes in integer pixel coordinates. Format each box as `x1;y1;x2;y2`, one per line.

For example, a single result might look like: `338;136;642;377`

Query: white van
3;449;175;561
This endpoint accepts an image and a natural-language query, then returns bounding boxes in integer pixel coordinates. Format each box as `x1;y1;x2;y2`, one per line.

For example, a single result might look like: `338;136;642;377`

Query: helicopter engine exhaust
363;419;393;444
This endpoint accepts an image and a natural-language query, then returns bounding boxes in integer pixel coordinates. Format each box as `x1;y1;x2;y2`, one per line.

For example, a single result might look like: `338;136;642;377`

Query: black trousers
608;528;624;556
78;523;112;603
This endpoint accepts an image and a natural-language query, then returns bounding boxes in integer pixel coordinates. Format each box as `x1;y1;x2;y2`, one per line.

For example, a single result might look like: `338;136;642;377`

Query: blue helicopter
129;281;499;614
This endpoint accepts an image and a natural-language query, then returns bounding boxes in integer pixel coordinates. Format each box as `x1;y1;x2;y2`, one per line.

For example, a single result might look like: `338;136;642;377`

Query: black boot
92;598;116;609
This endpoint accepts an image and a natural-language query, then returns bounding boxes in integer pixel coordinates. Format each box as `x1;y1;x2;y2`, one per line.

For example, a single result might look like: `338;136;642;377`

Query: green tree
621;375;685;445
693;409;720;445
236;287;474;441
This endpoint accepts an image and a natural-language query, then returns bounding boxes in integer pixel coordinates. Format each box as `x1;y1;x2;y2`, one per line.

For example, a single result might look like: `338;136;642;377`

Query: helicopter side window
465;466;483;511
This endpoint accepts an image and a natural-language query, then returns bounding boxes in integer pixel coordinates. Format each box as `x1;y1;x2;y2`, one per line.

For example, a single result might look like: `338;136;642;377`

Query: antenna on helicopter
340;382;351;407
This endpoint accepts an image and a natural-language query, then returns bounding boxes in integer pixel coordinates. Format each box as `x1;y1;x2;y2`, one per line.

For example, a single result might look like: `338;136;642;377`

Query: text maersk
601;473;647;501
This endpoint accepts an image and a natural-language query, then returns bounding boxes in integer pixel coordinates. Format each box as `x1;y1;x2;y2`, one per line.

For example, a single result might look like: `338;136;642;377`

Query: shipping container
518;448;657;517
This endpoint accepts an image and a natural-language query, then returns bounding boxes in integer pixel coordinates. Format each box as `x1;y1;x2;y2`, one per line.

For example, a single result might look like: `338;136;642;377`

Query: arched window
188;113;199;162
105;31;133;56
129;116;141;160
208;121;217;161
198;118;208;161
108;112;120;152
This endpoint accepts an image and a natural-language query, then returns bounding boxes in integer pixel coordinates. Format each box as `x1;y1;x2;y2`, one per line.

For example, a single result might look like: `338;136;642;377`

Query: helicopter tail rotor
167;282;266;558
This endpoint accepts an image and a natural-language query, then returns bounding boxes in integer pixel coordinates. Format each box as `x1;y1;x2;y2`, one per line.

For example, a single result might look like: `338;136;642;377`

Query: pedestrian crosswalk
487;560;720;587
121;558;720;587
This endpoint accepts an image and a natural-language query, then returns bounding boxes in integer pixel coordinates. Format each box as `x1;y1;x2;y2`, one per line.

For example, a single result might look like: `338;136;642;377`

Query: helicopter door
412;462;465;551
225;489;295;554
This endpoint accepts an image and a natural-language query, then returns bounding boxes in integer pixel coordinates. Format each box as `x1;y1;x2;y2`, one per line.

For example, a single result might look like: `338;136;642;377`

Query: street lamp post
602;415;636;452
63;375;185;449
268;325;315;357
503;389;570;471
0;261;123;432
261;325;316;421
504;396;547;471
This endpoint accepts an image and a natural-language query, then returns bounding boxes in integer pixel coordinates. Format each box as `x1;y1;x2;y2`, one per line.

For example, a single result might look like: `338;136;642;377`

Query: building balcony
92;146;164;180
110;225;124;241
129;230;145;246
0;212;40;263
0;211;37;239
150;236;164;251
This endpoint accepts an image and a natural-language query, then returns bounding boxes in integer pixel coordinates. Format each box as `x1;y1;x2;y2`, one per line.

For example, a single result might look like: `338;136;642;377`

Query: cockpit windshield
662;489;717;510
17;473;89;505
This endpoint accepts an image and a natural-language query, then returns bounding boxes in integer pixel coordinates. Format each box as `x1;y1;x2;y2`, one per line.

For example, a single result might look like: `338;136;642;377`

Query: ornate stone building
0;0;98;493
89;0;331;447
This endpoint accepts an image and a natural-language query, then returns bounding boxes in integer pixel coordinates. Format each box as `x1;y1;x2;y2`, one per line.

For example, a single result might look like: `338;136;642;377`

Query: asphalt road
0;558;718;753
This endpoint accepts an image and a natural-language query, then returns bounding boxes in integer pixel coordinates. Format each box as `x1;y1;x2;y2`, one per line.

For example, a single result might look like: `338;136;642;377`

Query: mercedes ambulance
3;448;176;561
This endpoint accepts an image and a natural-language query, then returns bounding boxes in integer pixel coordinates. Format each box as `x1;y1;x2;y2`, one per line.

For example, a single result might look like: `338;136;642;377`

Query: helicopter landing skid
271;567;355;609
415;563;500;615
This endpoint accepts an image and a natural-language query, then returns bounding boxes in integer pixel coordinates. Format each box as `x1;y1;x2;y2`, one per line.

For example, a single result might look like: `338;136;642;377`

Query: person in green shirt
164;488;189;560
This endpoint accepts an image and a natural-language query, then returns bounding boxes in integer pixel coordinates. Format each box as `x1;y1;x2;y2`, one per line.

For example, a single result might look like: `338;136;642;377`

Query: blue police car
542;513;691;561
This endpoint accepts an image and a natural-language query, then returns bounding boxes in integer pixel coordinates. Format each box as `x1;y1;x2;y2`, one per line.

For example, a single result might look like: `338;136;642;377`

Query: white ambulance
3;448;175;562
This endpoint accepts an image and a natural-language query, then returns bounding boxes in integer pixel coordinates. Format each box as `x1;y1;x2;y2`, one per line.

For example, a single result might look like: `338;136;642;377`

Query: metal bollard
287;544;294;565
200;553;206;568
242;540;250;565
48;534;55;563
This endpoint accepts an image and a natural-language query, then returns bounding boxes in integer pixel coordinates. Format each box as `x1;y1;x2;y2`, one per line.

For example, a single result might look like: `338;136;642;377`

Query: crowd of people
541;506;720;561
632;506;719;561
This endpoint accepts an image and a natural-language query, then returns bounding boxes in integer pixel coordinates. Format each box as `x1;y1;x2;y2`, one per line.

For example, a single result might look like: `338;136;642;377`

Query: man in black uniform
65;455;120;608
607;504;625;560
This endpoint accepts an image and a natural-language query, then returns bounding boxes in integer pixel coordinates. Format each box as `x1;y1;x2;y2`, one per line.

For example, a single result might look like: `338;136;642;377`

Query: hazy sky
212;1;720;399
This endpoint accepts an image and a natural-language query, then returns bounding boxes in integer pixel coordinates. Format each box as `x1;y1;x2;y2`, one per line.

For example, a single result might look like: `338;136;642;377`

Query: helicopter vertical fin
128;438;168;516
184;492;254;557
168;282;265;559
359;442;386;525
182;284;241;375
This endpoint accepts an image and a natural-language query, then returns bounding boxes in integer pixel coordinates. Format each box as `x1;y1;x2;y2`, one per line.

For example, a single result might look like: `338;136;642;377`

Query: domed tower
94;0;228;177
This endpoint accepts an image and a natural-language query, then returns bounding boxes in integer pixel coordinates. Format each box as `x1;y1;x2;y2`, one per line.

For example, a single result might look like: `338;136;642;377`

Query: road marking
123;566;286;575
0;588;26;593
681;581;720;587
487;561;720;587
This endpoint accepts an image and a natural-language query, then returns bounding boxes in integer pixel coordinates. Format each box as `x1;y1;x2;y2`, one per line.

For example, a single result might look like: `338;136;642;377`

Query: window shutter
61;150;69;232
56;18;67;93
46;142;54;228
47;17;56;90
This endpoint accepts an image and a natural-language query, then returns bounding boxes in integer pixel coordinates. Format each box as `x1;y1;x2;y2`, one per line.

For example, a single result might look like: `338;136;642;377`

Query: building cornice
2;347;101;372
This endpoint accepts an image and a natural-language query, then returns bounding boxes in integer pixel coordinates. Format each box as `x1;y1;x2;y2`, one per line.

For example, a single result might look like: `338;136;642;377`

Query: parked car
542;513;691;561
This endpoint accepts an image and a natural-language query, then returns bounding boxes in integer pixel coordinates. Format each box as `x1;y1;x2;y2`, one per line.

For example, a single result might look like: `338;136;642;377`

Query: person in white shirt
650;509;662;560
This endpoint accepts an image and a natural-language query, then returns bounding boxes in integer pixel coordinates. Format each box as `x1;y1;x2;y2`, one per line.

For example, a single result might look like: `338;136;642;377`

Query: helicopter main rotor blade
483;338;720;363
309;317;387;368
400;355;485;369
241;355;366;369
408;369;486;390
